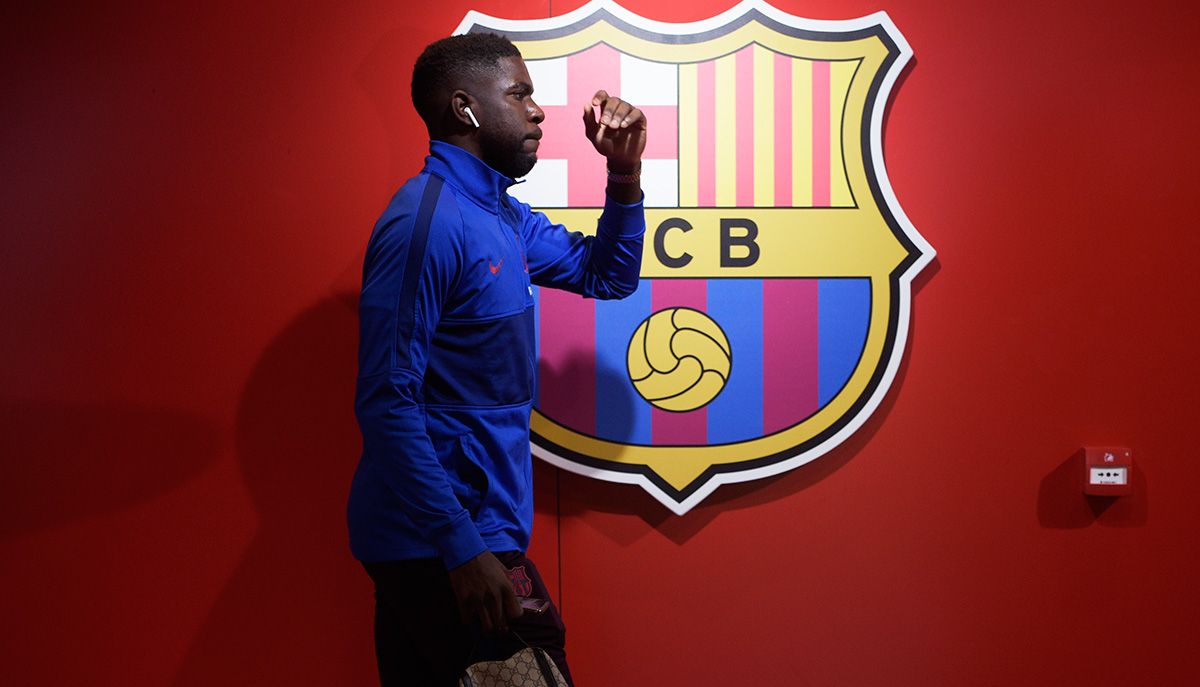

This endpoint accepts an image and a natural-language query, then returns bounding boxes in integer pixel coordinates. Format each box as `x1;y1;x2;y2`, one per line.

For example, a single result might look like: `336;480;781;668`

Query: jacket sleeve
518;192;645;299
355;181;486;569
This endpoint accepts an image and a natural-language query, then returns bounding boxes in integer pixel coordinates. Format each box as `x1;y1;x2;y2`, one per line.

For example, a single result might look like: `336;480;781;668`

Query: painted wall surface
2;1;1197;685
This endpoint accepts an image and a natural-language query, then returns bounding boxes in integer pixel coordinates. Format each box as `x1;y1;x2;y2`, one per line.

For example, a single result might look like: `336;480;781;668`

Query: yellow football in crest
627;308;732;412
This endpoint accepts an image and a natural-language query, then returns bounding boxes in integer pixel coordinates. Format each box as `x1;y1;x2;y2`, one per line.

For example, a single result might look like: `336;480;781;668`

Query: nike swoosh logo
489;258;503;275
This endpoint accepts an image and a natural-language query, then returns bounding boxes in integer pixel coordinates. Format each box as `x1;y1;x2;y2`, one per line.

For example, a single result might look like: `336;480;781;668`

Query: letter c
654;217;693;269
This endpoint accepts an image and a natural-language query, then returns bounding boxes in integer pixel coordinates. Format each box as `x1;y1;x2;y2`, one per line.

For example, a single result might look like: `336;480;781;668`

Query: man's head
412;33;545;178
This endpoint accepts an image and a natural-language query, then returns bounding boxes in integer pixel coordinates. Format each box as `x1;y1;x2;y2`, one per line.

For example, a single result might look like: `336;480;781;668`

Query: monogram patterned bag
459;646;568;687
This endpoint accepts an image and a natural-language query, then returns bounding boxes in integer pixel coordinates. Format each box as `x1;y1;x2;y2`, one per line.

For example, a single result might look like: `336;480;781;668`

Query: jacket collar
423;140;520;209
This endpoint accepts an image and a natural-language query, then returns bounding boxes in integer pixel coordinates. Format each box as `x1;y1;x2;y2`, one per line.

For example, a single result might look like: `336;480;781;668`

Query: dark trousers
364;552;572;687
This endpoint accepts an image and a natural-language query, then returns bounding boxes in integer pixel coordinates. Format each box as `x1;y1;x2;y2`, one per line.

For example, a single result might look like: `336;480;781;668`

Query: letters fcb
457;0;935;513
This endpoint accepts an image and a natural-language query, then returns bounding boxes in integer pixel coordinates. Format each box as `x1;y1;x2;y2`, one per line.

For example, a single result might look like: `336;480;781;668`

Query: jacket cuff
600;193;646;238
433;511;488;570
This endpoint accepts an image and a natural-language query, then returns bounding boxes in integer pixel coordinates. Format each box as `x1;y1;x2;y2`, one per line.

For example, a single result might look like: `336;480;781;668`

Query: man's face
471;56;544;179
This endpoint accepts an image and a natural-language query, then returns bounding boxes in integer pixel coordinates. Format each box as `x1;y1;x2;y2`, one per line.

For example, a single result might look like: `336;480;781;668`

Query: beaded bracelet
607;165;641;184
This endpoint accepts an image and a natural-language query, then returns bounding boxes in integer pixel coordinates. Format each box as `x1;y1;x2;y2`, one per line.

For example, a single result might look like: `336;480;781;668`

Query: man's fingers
448;552;517;634
491;585;516;633
617;106;635;128
593;89;625;129
459;593;486;630
600;98;624;127
478;602;495;634
595;97;644;129
502;584;523;620
608;101;634;127
458;598;473;626
466;588;501;634
582;102;600;139
621;106;646;129
586;103;609;146
583;89;647;163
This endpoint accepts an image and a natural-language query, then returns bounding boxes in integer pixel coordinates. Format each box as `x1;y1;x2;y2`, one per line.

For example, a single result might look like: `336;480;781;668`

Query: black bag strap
530;646;559;686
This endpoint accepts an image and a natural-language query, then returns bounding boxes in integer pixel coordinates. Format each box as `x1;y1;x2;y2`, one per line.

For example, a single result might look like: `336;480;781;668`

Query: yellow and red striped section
679;45;858;208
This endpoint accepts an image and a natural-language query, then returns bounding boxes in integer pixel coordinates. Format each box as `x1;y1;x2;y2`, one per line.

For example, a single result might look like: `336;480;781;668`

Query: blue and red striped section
534;277;869;446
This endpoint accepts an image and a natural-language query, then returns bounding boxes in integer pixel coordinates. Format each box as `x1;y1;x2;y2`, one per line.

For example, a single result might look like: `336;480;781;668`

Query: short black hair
411;33;522;130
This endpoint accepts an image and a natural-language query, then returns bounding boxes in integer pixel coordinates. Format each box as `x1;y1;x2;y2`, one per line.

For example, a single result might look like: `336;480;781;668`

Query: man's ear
450;91;477;129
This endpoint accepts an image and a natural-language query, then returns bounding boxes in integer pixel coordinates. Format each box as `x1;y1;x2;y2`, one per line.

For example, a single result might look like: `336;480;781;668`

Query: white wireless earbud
464;106;480;128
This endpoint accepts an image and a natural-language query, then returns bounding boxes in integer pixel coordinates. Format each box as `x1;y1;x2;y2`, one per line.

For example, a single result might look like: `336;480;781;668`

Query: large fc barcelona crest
456;0;935;513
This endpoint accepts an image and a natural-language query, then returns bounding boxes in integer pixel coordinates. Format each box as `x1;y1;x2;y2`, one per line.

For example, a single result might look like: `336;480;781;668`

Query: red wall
3;1;1198;684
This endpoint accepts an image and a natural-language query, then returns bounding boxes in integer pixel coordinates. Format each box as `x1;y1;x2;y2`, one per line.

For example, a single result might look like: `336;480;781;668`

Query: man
348;32;647;686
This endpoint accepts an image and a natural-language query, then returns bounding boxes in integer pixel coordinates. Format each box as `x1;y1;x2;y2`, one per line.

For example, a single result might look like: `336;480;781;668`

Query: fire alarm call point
1083;447;1132;496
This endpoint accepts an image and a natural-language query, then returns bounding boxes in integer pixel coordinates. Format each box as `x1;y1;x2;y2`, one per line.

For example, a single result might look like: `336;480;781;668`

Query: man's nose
529;100;544;123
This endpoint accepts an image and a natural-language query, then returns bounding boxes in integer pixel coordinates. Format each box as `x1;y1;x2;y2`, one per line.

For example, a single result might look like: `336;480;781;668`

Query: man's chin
511;154;537;179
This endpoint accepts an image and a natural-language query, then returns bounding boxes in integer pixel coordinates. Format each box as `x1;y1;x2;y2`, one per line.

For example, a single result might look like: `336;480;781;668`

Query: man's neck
436;134;483;163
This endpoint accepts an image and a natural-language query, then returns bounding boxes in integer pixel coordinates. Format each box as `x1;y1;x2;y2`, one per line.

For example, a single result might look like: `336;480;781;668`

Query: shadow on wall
0;400;218;541
172;293;376;686
882;55;916;138
1037;449;1148;528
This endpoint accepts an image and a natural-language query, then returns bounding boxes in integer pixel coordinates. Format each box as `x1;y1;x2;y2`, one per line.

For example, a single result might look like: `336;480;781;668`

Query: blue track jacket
349;141;645;567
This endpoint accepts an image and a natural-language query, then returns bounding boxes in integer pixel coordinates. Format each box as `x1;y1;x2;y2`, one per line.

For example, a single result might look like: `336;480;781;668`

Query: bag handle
529;645;560;686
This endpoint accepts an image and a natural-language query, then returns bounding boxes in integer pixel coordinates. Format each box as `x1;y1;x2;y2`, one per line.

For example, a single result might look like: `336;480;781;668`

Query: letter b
720;218;760;268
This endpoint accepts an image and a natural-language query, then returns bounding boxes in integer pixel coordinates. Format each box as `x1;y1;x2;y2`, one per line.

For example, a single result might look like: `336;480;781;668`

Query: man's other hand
448;551;522;634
